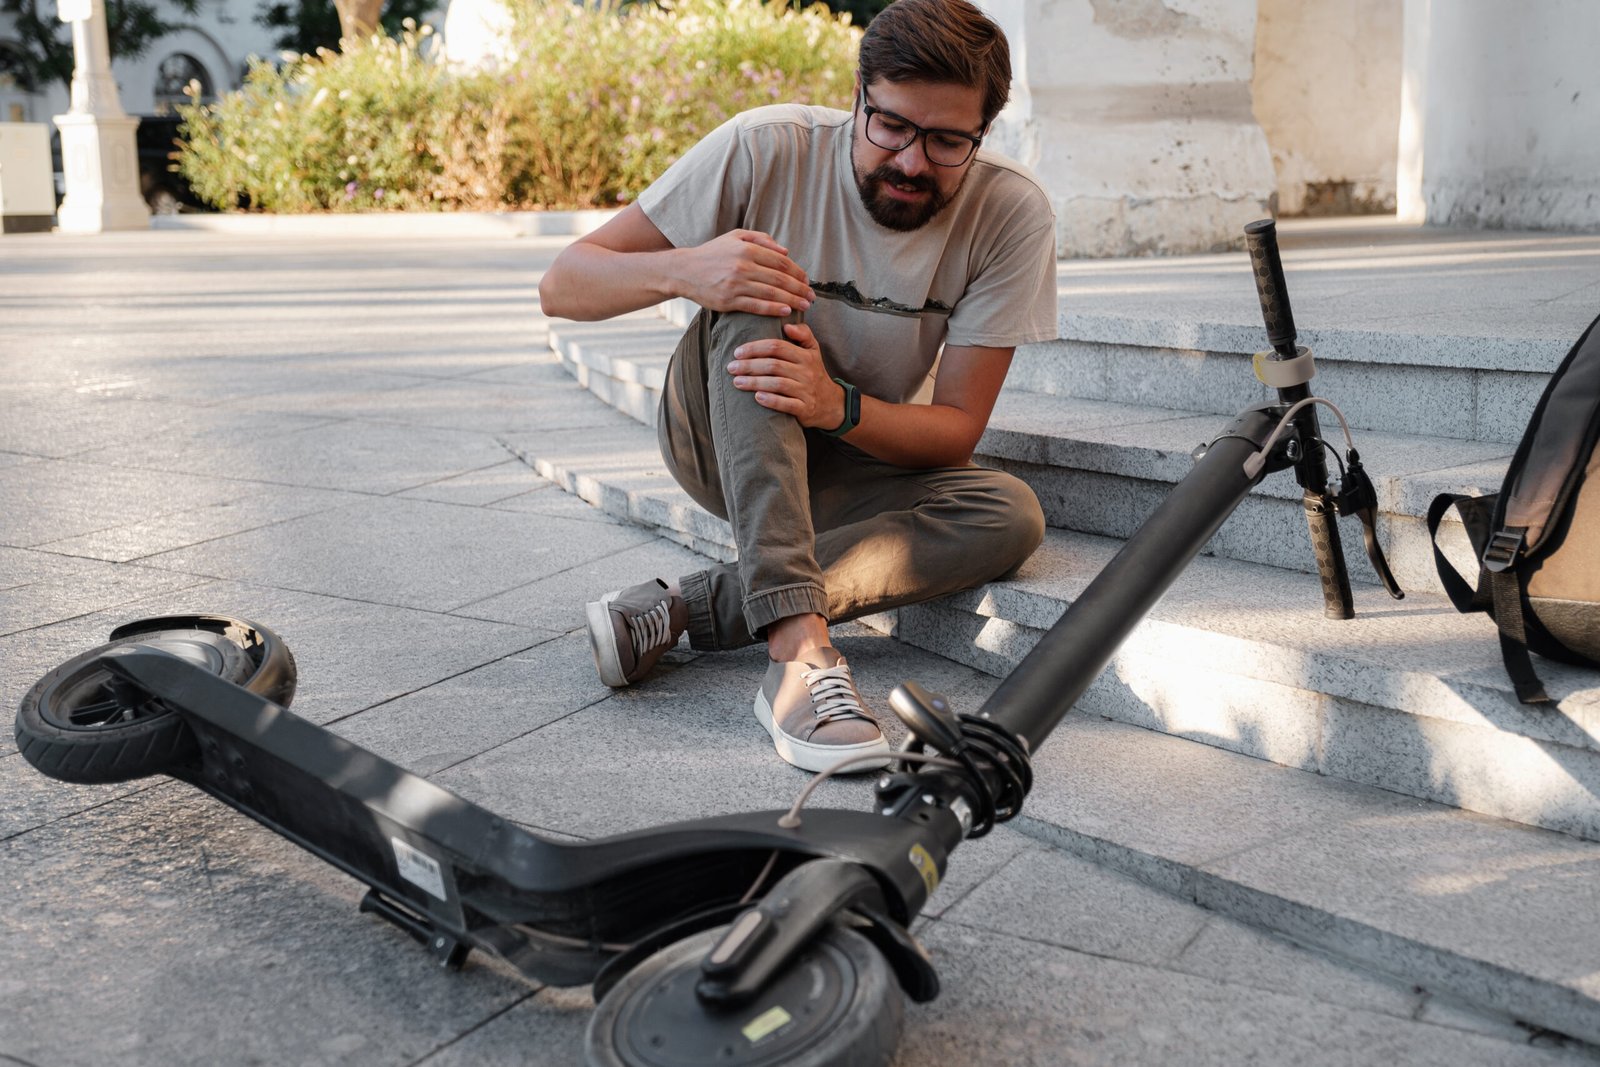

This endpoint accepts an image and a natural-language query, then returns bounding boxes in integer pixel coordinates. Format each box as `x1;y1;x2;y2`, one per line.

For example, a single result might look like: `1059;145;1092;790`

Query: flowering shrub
175;0;860;212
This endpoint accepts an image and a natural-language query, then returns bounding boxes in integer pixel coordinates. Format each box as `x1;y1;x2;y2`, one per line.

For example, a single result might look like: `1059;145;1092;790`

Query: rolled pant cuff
743;582;829;638
680;570;722;651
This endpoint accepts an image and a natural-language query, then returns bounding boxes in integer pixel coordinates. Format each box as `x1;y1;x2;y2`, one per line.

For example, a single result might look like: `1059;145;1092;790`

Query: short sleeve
943;219;1059;350
636;117;753;250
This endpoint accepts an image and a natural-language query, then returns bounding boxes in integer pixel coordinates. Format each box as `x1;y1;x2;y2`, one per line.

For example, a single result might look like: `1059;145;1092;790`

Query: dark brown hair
857;0;1013;127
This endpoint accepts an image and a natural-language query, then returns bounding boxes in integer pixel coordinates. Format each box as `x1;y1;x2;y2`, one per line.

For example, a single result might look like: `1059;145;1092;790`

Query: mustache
863;164;937;194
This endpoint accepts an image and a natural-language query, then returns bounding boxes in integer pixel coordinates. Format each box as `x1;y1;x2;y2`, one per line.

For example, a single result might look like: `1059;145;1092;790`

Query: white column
1398;0;1600;231
982;0;1276;257
53;0;149;233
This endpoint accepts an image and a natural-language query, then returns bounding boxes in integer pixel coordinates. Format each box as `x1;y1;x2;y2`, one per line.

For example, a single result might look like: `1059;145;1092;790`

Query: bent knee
972;472;1045;578
709;309;796;349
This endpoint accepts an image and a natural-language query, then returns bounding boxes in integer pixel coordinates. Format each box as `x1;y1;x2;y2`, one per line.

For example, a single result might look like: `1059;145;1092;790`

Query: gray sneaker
753;647;891;773
585;579;687;687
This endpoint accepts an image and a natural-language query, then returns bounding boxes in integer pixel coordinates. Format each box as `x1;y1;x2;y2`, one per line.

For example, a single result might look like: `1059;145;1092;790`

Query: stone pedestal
54;113;149;232
53;0;149;233
982;0;1276;257
1399;0;1600;231
0;122;58;233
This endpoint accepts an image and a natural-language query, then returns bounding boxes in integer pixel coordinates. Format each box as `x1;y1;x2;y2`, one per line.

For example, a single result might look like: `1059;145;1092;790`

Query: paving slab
395;459;568;508
330;631;614;776
944;846;1442;1030
229;373;609;436
0;552;210;638
138;495;655;613
0;750;148;842
0;581;544;750
408;986;594;1066
484;482;637;524
0;784;531;1067
430;624;997;840
0;454;316;547
35;483;361;562
0;386;227;459
72;416;518;496
452;534;713;631
903;922;1575;1067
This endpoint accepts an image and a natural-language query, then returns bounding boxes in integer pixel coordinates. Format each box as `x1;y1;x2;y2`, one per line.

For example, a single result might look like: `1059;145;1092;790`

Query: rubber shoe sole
586;590;627;688
753;690;892;774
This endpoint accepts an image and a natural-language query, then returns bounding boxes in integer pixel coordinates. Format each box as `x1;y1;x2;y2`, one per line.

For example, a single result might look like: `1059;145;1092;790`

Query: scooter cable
1242;396;1357;480
774;750;962;830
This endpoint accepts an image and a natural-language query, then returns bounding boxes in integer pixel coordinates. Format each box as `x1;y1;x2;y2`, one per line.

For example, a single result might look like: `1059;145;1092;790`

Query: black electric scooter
15;222;1402;1065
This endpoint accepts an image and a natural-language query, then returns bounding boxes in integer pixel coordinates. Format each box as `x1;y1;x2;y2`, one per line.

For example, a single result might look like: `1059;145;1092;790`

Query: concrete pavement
1;229;1588;1065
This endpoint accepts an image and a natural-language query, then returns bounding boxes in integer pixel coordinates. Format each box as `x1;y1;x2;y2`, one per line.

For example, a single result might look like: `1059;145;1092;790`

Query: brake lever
1330;449;1404;600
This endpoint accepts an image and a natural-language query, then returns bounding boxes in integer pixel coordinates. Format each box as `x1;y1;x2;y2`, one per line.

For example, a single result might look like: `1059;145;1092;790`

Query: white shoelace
628;602;674;658
800;663;871;725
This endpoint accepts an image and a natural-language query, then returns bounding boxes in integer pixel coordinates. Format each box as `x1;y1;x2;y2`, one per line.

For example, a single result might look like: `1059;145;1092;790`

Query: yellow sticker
909;844;940;896
742;1006;793;1044
1252;350;1271;385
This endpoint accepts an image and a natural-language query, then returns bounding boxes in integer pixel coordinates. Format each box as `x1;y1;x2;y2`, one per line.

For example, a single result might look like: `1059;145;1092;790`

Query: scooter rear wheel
15;616;296;784
585;923;901;1067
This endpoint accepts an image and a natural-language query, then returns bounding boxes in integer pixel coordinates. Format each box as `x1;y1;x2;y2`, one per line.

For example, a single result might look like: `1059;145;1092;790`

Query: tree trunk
333;0;384;45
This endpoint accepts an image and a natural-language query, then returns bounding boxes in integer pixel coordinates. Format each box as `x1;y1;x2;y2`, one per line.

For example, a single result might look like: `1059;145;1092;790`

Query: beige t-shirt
638;104;1059;403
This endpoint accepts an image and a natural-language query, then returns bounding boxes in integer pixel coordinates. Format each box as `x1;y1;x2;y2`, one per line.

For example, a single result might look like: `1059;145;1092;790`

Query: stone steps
547;316;1511;590
1014;712;1600;1050
502;394;1600;846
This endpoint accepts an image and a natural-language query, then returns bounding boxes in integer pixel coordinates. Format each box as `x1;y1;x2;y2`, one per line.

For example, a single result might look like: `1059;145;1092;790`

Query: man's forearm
538;243;682;321
841;395;990;469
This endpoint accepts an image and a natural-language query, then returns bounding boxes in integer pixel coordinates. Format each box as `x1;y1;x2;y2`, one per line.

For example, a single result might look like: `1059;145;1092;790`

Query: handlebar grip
1305;492;1355;620
1244;219;1298;357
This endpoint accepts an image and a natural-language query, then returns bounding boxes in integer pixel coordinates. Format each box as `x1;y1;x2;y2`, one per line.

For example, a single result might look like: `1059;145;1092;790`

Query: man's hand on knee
673;230;816;318
727;322;848;430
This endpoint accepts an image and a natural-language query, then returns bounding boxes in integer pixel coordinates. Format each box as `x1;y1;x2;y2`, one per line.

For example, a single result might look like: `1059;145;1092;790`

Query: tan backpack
1428;313;1600;704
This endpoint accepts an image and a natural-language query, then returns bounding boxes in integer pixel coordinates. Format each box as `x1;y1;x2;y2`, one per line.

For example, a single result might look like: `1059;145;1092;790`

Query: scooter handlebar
1244;219;1298;357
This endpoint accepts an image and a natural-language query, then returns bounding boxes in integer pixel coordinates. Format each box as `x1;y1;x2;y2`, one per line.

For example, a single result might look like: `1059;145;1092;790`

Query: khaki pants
658;309;1045;651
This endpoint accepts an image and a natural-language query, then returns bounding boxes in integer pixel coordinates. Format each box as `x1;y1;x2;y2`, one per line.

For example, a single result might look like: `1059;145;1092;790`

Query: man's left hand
726;323;846;430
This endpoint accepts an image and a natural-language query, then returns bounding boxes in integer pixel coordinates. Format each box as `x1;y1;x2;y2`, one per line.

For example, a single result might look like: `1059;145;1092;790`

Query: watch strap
824;378;860;437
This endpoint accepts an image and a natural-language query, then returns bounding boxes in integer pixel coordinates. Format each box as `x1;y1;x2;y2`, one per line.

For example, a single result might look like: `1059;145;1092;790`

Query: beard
853;161;959;232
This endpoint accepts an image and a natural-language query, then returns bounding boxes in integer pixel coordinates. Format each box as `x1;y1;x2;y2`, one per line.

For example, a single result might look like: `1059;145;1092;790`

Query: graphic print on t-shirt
813;280;953;319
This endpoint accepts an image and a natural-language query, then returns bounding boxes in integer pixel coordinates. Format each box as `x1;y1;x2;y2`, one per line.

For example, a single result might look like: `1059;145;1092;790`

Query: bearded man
538;0;1057;773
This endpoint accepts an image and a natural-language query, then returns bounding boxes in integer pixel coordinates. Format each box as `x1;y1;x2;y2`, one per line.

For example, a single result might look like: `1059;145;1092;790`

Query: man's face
851;77;987;232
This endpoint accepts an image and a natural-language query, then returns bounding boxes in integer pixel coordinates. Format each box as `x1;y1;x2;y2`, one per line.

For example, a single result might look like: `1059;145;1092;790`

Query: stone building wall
984;0;1277;257
1251;0;1402;216
1399;0;1600;231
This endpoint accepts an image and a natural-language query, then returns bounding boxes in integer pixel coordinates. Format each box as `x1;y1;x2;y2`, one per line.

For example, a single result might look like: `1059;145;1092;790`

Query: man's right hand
671;230;815;317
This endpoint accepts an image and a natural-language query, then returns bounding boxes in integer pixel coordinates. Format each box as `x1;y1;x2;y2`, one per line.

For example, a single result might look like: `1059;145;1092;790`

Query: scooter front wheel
15;616;296;784
585;922;902;1067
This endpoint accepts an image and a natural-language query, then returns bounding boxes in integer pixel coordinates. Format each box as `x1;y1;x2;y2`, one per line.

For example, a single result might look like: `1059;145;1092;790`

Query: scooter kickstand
359;888;472;969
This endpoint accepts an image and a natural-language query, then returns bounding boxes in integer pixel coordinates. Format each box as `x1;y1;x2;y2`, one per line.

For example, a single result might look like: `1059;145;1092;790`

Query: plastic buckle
1482;528;1524;573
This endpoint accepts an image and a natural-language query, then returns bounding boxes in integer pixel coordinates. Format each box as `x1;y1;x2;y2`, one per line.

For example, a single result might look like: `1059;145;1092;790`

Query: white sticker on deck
390;837;447;901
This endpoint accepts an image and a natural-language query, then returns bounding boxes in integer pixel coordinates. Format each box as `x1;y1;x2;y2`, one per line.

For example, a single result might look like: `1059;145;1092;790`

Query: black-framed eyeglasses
858;84;985;168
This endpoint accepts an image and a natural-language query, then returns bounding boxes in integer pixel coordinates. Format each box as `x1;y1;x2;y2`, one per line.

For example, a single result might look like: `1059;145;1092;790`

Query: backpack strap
1483;528;1552;705
1427;493;1489;614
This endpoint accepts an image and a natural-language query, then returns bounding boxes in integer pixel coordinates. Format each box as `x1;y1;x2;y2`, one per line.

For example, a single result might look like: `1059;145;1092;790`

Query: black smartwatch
824;378;860;437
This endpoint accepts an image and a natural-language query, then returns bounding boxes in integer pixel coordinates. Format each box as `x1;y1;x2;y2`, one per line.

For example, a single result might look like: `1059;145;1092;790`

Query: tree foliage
0;0;200;93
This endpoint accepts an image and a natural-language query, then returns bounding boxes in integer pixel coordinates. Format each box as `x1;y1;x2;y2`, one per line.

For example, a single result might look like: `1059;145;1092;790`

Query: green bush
175;0;860;212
